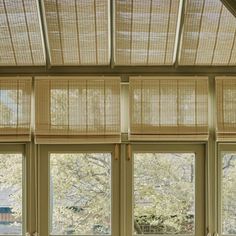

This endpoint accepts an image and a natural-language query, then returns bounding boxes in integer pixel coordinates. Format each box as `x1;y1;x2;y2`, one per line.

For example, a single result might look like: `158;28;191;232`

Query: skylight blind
129;77;209;141
115;0;180;65
0;0;45;65
44;0;110;65
216;77;236;141
0;78;31;141
35;77;121;144
180;0;236;65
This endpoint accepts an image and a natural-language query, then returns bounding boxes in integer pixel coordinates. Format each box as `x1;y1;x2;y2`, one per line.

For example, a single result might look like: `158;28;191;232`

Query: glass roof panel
179;0;236;65
0;0;45;66
115;0;180;65
44;0;110;65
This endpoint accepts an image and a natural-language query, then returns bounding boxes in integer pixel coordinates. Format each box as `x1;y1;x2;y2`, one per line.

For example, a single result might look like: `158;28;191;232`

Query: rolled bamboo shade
129;77;209;141
216;77;236;141
180;0;236;65
0;0;45;65
0;77;32;141
115;0;180;65
43;0;110;65
35;77;121;144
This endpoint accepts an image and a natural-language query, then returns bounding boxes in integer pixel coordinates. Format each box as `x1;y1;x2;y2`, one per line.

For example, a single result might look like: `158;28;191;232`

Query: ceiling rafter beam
110;0;115;67
37;0;51;68
220;0;236;18
1;65;236;76
173;0;186;68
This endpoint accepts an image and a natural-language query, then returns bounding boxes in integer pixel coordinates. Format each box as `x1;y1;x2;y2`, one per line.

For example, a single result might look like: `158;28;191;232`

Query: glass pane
50;153;112;235
0;154;23;235
51;89;68;128
222;153;236;234
133;153;195;235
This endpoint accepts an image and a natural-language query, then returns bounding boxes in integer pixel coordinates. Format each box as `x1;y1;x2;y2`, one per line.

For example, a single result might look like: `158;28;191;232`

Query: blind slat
129;76;209;140
35;77;121;143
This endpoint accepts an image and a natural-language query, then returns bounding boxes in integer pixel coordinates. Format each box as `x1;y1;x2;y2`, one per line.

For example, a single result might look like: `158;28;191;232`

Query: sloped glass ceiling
115;0;180;65
0;0;236;66
180;0;236;65
0;0;45;65
44;0;110;65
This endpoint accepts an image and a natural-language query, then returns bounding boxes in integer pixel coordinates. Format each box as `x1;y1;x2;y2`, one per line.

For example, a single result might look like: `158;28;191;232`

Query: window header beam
1;65;236;77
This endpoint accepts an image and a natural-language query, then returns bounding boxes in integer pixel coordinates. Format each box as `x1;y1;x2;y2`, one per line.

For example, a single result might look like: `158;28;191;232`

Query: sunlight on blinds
216;77;236;140
0;0;45;65
44;0;110;65
0;78;31;141
115;0;180;65
35;77;120;143
129;77;209;140
179;0;236;65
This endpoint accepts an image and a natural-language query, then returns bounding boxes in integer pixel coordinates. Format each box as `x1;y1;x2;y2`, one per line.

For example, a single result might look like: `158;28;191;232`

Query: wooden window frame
123;143;206;236
217;143;236;236
0;144;30;236
38;144;120;236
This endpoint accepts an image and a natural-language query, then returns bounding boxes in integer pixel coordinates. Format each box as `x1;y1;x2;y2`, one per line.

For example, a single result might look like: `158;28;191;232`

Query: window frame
124;143;206;236
217;143;236;236
0;144;27;236
38;144;120;236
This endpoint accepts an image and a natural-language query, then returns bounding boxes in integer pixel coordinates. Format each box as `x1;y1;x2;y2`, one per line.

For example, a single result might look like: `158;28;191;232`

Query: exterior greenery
222;153;236;234
0;154;22;235
50;153;111;235
134;153;195;234
0;152;236;235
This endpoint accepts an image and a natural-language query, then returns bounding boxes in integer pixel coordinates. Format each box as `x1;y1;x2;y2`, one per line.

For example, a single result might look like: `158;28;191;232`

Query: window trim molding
38;144;120;236
124;143;206;236
217;143;236;236
0;144;27;236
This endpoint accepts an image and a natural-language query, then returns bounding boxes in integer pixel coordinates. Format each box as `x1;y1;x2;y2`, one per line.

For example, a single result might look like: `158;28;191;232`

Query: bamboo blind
43;0;110;65
0;0;45;65
216;77;236;140
0;77;31;141
129;77;209;140
115;0;180;65
180;0;236;65
35;77;121;143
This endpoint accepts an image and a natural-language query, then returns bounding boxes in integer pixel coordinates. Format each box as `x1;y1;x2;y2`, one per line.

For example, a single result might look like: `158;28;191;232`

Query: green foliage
133;153;195;234
50;153;111;235
0;154;22;220
0;152;236;235
222;154;236;234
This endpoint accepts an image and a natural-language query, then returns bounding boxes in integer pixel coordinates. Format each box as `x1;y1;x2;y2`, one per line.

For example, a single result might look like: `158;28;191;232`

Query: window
50;153;112;235
35;77;121;144
125;144;205;236
129;77;209;141
115;0;180;65
0;78;32;142
0;145;25;235
218;144;236;235
38;145;119;236
0;76;234;236
43;0;110;65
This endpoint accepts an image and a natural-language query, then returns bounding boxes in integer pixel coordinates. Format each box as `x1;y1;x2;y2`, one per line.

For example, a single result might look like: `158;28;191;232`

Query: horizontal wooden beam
1;65;236;77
